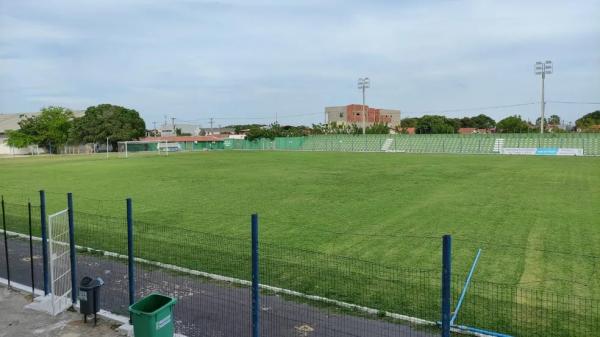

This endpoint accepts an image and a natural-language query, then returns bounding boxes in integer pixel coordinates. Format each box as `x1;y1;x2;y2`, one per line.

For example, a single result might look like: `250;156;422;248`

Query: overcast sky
1;0;599;127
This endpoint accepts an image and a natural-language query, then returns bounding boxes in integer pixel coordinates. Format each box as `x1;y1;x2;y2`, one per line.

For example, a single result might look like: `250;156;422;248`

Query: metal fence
224;133;600;156
1;191;599;337
113;133;600;157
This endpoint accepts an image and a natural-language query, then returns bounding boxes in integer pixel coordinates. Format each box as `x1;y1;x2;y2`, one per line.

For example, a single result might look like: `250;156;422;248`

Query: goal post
118;140;181;157
48;209;72;315
118;138;226;157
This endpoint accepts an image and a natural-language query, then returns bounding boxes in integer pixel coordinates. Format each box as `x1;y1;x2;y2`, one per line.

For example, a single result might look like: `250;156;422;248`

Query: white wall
0;136;45;155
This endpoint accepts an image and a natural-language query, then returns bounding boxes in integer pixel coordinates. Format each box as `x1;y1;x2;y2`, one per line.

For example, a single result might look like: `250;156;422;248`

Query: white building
0;111;83;155
0;113;40;155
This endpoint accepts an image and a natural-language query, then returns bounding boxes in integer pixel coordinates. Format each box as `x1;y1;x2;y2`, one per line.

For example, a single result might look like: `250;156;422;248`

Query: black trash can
79;276;104;325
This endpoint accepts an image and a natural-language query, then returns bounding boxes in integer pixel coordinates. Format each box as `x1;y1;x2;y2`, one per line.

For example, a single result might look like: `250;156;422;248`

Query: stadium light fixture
358;77;370;135
534;60;553;134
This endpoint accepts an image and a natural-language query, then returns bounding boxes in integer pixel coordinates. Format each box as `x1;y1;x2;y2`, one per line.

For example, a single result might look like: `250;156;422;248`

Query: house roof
197;127;235;133
141;135;226;142
0;113;37;133
0;111;84;134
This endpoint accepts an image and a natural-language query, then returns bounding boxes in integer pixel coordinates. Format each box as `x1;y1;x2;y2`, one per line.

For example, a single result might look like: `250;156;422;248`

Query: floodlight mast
535;61;553;134
357;77;370;135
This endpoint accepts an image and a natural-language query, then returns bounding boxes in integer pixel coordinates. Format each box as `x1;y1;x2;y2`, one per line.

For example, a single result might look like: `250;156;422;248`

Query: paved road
1;236;438;337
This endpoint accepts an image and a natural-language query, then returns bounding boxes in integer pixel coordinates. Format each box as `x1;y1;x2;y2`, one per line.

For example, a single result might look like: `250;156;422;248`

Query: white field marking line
5;230;436;326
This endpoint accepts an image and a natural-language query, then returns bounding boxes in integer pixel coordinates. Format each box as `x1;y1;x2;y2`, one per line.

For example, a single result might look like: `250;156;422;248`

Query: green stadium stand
227;133;600;156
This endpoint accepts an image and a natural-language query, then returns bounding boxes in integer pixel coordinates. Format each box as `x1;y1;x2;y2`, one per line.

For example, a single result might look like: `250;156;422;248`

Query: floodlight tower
534;60;553;134
357;77;370;134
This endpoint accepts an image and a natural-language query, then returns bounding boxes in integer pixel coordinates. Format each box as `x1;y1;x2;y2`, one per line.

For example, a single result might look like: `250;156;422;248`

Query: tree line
7;104;145;153
8;106;599;151
237;110;600;139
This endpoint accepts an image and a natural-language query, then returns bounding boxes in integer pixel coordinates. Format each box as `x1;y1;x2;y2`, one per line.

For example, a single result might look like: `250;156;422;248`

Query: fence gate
48;209;71;315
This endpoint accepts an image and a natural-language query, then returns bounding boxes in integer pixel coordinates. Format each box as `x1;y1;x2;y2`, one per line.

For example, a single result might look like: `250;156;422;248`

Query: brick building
325;104;401;127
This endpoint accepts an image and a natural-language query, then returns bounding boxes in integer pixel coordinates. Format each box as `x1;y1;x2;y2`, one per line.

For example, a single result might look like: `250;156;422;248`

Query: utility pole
152;121;157;137
399;111;402;129
209;117;214;135
275;112;278;125
358;77;370;135
171;117;176;134
534;61;553;134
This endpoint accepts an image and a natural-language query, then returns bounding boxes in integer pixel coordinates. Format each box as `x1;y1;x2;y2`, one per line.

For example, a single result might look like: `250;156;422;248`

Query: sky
1;0;599;127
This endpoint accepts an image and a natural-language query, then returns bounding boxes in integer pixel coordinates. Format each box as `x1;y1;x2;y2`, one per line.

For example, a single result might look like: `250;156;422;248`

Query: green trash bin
129;293;177;337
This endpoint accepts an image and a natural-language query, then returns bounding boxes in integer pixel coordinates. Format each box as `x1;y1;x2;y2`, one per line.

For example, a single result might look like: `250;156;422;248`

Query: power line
547;100;600;105
173;100;596;125
179;112;323;123
412;102;537;115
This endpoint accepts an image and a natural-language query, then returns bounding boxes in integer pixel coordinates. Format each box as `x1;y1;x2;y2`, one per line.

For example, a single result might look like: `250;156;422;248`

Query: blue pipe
67;193;77;304
454;324;513;337
450;248;481;325
126;198;135;323
251;213;260;337
1;196;10;288
441;235;452;337
40;190;49;295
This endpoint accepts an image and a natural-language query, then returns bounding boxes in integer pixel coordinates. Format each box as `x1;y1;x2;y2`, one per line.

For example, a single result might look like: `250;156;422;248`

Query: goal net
118;140;182;157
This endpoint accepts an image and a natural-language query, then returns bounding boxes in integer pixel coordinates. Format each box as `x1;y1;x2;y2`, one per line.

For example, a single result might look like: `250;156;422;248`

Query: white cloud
0;0;598;124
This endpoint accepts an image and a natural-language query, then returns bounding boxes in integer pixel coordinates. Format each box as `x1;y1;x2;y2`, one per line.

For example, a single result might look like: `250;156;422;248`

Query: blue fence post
251;213;260;337
127;198;135;322
28;201;35;296
40;190;50;295
1;195;10;288
442;235;452;337
67;193;77;304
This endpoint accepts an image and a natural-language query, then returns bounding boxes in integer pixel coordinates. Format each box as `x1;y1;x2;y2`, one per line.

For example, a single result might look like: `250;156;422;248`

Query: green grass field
1;151;599;294
1;151;599;334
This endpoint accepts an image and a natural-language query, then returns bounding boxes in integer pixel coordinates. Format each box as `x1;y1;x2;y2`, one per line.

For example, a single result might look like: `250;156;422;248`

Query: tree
415;115;457;134
246;124;273;141
575;110;600;130
400;118;419;128
470;114;496;129
71;104;146;149
6;129;36;148
548;115;561;126
228;124;265;134
535;117;548;127
365;122;390;134
6;106;74;152
246;123;315;140
311;122;361;135
458;117;475;128
496;115;530;133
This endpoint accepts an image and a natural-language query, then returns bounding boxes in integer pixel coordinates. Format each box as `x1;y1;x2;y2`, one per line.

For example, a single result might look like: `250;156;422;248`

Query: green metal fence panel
221;133;600;155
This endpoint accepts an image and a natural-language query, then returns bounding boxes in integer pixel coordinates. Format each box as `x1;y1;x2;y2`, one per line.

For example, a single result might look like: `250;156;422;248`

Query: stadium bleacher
262;133;600;155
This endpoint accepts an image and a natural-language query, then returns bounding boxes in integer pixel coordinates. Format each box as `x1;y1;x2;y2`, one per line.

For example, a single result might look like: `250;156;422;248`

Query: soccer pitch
1;151;599;301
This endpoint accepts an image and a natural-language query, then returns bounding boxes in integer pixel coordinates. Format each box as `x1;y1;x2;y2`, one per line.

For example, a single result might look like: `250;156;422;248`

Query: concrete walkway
2;235;438;337
0;286;122;337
